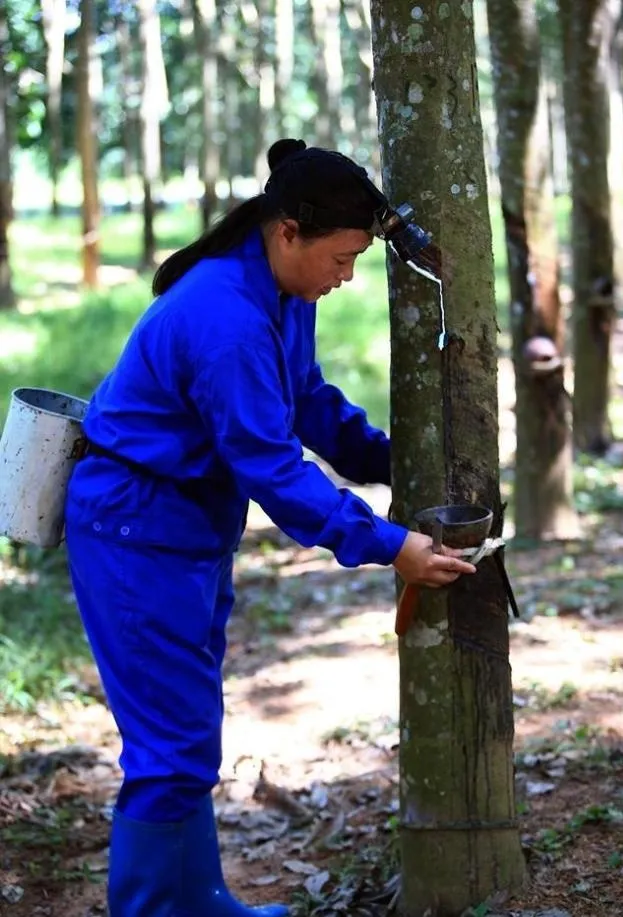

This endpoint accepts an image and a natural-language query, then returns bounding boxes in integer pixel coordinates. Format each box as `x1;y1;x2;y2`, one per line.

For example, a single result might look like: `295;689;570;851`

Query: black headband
264;148;388;232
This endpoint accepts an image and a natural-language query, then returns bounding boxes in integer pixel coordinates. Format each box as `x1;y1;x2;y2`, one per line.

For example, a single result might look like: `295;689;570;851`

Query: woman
65;138;475;916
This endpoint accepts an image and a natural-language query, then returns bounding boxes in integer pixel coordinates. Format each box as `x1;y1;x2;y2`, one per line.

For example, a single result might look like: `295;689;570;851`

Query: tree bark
274;0;293;127
487;0;578;540
191;0;220;229
370;2;526;912
341;0;376;159
116;12;138;211
559;0;619;454
138;0;168;269
0;6;14;308
77;0;100;289
253;0;275;186
310;0;343;147
41;0;66;218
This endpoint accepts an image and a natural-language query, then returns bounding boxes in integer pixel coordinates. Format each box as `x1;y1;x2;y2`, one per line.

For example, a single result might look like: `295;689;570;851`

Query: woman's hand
393;531;476;587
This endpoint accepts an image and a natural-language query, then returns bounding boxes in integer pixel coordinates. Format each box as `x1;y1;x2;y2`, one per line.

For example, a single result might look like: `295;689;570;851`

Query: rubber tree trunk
253;0;276;186
41;0;66;218
77;0;100;289
310;0;343;147
487;0;578;541
342;0;376;159
138;0;167;270
274;0;294;128
0;5;13;308
116;13;138;212
370;2;526;913
559;0;619;454
191;0;220;230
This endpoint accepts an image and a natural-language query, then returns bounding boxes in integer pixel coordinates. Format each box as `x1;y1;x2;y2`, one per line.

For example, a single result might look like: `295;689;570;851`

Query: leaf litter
3;507;623;914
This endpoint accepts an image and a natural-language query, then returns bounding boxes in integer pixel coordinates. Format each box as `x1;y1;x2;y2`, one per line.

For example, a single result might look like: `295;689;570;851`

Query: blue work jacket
65;229;408;567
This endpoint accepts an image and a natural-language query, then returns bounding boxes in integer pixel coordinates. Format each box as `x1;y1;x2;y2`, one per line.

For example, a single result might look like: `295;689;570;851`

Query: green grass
0;544;93;712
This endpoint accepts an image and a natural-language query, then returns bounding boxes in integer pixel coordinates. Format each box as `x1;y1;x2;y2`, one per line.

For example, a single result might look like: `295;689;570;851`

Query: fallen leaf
283;859;319;875
248;875;279;887
526;781;556;797
304;870;330;897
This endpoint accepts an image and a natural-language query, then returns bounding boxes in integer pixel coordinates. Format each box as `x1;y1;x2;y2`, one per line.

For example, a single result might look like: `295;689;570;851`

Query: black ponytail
153;196;272;296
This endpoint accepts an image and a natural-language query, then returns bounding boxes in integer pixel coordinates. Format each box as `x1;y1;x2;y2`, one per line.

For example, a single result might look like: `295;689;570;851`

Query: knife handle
395;583;420;636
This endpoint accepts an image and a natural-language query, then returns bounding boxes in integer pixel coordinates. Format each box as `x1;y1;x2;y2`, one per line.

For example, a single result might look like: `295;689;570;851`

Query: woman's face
268;221;372;303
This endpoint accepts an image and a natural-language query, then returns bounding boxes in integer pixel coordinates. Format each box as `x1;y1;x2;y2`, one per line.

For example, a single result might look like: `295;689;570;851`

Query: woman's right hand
393;531;476;588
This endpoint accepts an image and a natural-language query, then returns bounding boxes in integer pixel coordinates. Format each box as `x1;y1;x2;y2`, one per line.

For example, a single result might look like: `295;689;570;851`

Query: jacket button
120;526;130;536
93;522;102;532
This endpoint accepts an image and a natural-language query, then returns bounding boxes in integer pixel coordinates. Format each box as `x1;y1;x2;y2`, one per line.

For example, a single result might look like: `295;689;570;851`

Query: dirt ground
2;503;623;917
2;362;623;916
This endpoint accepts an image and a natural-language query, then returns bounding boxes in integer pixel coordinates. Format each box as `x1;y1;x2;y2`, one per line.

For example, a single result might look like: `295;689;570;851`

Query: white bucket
0;387;89;548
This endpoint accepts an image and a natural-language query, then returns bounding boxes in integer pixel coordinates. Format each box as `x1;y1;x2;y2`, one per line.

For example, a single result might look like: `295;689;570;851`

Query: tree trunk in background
559;0;618;454
0;6;14;308
138;0;168;269
310;0;343;147
274;0;293;129
253;0;275;186
41;0;66;218
487;0;578;541
342;0;375;161
116;13;138;211
609;8;623;296
370;2;526;912
77;0;99;288
191;0;220;229
223;63;240;203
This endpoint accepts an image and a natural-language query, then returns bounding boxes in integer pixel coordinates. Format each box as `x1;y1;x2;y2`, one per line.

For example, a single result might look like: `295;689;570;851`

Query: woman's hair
152;139;383;296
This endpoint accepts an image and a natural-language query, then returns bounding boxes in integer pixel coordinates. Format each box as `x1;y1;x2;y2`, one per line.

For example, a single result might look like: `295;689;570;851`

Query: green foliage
532;804;623;858
0;547;93;712
574;456;623;514
523;680;579;711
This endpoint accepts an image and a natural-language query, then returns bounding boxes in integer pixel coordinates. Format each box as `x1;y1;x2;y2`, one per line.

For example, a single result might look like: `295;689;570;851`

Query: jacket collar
238;228;282;325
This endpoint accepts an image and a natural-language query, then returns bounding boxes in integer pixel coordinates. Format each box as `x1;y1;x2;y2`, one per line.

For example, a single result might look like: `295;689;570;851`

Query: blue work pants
66;527;233;822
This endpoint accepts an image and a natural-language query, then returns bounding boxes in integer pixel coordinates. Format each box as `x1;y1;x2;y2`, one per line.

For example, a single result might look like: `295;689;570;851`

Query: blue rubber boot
108;797;289;917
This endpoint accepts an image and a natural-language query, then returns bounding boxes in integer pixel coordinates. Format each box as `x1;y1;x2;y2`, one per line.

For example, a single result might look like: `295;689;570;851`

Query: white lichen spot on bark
404;800;420;825
418;352;428;363
411;5;424;19
422;422;437;446
451;183;461;194
400;105;413;118
420;190;435;200
438;2;450;18
462;78;470;91
415;689;427;705
402;726;411;742
408;23;423;41
441;101;453;128
407;619;447;648
408;83;424;104
465;182;478;199
461;1;472;18
401;304;421;327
